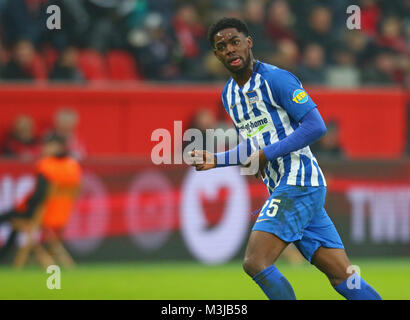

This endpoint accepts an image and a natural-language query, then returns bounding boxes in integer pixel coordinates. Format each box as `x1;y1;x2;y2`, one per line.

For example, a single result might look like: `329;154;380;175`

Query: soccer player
190;17;381;300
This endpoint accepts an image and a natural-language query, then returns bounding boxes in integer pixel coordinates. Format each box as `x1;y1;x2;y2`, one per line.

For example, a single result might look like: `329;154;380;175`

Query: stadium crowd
1;109;86;160
0;0;408;86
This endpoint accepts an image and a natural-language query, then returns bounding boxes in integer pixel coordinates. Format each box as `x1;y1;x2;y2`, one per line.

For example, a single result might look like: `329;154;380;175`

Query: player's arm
266;69;328;159
214;139;252;167
189;122;252;171
189;141;249;171
262;107;326;161
19;174;49;219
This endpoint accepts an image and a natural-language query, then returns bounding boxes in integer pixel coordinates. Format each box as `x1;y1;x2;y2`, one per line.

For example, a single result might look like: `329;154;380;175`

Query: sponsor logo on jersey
292;89;308;104
238;117;269;137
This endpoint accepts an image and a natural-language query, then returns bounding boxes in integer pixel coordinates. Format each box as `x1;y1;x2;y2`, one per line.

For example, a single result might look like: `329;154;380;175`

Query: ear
247;36;253;49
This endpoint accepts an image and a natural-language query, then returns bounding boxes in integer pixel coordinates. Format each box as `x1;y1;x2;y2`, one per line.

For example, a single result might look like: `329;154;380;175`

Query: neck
231;56;256;87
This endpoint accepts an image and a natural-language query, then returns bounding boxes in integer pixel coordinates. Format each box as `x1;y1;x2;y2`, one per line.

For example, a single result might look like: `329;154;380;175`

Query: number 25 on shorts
259;198;281;218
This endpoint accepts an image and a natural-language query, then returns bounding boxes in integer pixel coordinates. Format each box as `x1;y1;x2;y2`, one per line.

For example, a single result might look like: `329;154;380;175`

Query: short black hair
207;17;249;48
43;132;67;146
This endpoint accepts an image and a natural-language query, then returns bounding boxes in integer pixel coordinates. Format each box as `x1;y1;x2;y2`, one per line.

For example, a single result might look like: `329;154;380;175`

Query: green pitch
0;258;409;300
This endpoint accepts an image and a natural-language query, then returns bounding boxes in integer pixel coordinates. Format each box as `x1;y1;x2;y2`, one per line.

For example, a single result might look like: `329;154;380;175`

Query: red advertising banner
0;158;409;263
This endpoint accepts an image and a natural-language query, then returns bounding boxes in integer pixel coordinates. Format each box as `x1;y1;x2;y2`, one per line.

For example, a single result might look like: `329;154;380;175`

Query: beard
225;52;251;74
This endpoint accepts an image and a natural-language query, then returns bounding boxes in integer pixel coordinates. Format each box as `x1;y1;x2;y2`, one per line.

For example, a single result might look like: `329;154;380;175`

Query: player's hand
242;149;267;178
188;150;217;171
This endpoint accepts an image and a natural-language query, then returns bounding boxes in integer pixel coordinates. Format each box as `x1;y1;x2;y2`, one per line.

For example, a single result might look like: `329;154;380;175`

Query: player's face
42;141;63;157
213;28;253;73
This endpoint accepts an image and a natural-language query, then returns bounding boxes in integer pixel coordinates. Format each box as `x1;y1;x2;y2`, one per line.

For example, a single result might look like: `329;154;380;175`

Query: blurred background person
358;0;382;38
326;44;360;88
344;30;372;67
84;0;148;53
0;0;48;47
38;133;81;269
49;46;84;83
311;120;345;159
46;108;86;160
295;43;326;85
376;16;408;54
361;48;397;86
0;39;46;81
1;114;40;159
0;133;82;269
243;0;273;61
266;0;296;43
0;0;405;85
298;5;336;62
266;39;299;73
172;3;207;81
130;12;180;81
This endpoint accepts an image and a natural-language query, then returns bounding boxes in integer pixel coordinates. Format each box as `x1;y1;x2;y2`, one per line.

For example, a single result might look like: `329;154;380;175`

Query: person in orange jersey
0;133;81;269
37;133;82;269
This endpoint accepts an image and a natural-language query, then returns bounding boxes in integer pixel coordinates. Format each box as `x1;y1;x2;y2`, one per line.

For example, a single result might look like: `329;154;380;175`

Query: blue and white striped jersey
221;61;326;194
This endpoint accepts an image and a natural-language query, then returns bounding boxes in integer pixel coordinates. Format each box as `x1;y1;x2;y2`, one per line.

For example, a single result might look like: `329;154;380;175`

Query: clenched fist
188;150;217;171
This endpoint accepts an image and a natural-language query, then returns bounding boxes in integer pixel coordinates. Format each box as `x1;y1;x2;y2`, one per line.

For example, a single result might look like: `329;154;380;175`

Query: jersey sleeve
267;69;317;122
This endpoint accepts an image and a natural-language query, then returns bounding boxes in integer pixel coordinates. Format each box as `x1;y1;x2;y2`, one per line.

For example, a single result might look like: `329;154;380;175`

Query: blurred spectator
299;6;336;61
361;49;397;86
173;3;205;59
211;0;243;22
85;0;148;52
49;47;84;82
344;30;372;67
1;0;48;46
266;0;296;43
311;120;344;159
172;3;207;80
376;16;408;54
359;0;382;38
332;47;357;68
46;108;86;159
0;0;407;85
130;13;180;80
243;0;273;61
267;39;299;73
326;45;360;88
1;115;40;159
295;43;326;85
1;40;37;81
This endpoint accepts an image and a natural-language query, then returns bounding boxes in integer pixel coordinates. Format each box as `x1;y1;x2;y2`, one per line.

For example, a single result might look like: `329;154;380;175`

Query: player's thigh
243;230;289;276
311;247;352;286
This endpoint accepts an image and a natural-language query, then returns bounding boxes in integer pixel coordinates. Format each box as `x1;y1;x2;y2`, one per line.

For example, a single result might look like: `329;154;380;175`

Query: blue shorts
252;184;344;263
